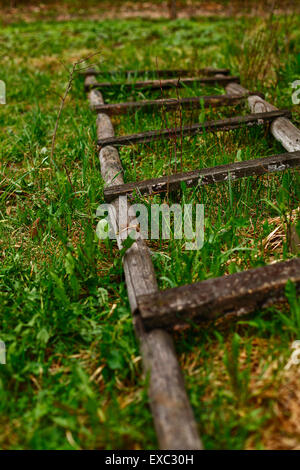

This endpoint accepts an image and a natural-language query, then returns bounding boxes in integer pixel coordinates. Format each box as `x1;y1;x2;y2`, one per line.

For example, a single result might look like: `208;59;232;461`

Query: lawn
0;5;300;450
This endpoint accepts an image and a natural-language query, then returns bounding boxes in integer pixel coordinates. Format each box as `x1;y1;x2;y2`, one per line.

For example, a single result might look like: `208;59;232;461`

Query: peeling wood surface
98;109;292;147
92;94;247;115
91;92;265;115
103;151;300;201
85;67;300;450
137;259;300;330
226;82;300;151
81;67;231;77
85;74;203;450
85;75;240;91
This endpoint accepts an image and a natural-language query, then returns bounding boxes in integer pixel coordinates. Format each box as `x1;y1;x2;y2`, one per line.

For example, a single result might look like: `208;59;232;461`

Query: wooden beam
103;150;300;201
85;75;240;91
98;109;292;147
91;93;264;116
81;67;231;77
168;0;177;19
137;258;300;330
85;74;203;450
226;82;300;152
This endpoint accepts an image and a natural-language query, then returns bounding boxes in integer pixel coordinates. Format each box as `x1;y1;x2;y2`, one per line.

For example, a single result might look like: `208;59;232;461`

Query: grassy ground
0;8;300;450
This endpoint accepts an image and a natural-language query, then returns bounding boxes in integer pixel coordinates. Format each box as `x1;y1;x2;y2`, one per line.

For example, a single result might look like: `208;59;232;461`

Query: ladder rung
103;151;300;201
137;259;300;330
92;93;260;115
81;67;231;77
85;75;240;91
98;109;292;147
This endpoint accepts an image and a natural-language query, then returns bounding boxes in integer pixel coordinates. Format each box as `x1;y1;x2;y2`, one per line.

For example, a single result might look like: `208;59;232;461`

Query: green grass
0;11;300;450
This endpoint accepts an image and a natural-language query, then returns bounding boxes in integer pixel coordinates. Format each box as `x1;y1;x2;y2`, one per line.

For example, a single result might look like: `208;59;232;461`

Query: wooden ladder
83;68;300;450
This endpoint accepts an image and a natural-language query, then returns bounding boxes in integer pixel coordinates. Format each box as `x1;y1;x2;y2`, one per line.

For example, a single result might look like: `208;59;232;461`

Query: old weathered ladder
83;68;300;449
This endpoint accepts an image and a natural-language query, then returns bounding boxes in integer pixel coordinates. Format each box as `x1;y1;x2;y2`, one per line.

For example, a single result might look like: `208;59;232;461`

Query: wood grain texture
89;89;104;107
96;114;115;141
85;75;240;91
103;151;300;201
85;77;116;142
81;67;230;78
98;109;292;147
99;146;124;186
135;318;202;449
86;74;203;450
226;82;300;151
137;258;300;330
91;94;247;115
